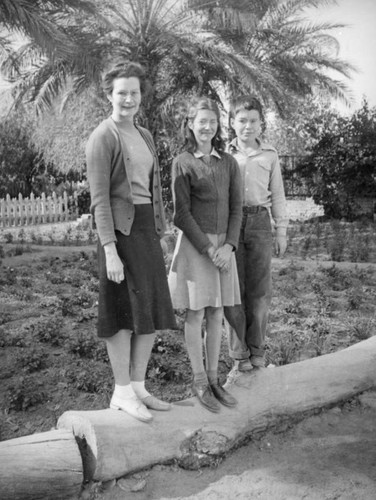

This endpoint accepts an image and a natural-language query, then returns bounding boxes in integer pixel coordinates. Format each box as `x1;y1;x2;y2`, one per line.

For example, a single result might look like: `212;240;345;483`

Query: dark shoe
210;380;238;408
250;355;265;368
192;383;221;413
236;359;253;372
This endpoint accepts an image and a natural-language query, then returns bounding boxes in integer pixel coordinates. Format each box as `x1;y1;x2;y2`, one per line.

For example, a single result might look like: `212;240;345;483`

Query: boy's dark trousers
224;208;272;361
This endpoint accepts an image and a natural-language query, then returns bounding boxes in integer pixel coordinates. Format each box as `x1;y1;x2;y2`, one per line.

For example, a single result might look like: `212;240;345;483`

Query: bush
7;376;48;411
296;100;376;220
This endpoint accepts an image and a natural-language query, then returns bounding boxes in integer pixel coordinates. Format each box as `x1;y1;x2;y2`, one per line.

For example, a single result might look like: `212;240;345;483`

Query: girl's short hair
182;96;225;153
229;95;265;134
102;61;149;95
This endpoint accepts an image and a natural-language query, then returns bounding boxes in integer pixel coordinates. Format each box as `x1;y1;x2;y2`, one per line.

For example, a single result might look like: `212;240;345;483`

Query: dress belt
242;205;267;214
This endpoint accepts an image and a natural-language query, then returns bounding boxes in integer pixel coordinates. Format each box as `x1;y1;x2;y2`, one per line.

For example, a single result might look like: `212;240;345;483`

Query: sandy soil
86;392;376;500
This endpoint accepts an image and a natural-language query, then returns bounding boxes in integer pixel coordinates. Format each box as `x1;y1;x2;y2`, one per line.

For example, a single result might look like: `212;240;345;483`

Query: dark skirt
97;204;176;337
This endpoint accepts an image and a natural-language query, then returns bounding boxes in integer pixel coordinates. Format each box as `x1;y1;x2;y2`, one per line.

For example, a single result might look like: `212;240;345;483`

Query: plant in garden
29;316;64;346
148;331;191;383
348;315;376;342
65;359;112;394
16;347;48;373
306;316;332;356
66;331;108;362
7;377;48;412
266;329;306;366
310;277;333;317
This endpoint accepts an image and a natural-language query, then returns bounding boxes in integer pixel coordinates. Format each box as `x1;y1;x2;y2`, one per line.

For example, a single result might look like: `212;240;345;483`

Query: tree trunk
0;429;83;500
58;336;376;481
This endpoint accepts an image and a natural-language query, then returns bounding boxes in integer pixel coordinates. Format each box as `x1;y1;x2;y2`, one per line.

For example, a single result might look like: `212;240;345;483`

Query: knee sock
131;380;150;400
193;371;208;385
207;370;218;385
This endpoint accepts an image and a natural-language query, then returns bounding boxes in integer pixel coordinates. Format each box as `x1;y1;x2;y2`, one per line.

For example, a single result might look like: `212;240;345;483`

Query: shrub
30;316;64;346
66;331;108;362
65;360;112;393
148;332;190;382
7;376;48;411
16;347;48;373
296;100;376;220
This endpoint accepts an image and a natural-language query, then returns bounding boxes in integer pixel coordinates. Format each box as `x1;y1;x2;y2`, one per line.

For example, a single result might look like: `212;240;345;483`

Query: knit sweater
172;150;242;254
86;118;166;246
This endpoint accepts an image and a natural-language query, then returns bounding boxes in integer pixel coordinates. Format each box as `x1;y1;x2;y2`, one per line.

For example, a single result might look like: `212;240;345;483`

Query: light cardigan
86;118;166;246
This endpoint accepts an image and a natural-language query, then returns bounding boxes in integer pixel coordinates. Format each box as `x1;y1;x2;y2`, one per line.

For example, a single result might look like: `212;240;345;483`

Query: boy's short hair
229;95;264;122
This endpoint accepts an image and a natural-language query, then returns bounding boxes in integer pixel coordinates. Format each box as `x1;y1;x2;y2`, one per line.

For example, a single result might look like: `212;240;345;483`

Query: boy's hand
275;234;287;258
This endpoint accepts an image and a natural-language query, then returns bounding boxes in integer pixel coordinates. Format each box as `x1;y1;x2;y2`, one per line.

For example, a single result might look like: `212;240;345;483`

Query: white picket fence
0;192;78;228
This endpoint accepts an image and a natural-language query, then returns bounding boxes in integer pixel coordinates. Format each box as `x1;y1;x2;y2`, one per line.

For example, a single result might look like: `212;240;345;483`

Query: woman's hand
104;242;124;284
213;243;233;272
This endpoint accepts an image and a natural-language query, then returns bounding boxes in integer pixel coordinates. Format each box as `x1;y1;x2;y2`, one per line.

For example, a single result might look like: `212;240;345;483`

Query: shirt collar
229;137;276;154
193;148;221;159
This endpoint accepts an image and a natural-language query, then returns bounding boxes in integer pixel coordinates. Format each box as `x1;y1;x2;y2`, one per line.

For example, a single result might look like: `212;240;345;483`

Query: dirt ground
87;393;376;500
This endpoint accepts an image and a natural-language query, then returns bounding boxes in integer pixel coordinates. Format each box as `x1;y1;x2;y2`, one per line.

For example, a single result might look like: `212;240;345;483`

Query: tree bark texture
57;336;376;481
0;429;83;500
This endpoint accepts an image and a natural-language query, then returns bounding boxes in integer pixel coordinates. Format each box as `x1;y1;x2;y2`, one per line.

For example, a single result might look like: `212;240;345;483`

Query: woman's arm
86;126;117;247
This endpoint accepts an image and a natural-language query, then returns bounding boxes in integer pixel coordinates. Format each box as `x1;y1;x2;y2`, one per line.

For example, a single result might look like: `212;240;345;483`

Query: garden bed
0;219;375;443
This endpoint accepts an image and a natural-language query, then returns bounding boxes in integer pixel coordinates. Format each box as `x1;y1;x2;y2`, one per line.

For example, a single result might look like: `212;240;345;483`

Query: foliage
29;316;64;346
148;331;191;383
7;376;48;412
16;346;48;372
1;0;355;188
0;111;42;197
295;100;376;219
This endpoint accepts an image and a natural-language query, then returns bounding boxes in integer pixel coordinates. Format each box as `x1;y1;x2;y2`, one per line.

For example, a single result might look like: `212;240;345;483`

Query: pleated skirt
97;204;176;337
168;231;241;310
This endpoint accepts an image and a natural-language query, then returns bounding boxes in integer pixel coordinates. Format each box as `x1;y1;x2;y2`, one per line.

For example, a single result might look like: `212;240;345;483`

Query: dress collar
193;148;221;159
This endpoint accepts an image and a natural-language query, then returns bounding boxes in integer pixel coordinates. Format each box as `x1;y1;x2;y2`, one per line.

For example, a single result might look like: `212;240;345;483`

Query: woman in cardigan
86;62;176;423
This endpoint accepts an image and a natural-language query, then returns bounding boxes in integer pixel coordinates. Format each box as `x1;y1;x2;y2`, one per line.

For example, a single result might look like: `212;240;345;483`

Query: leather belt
242;205;267;214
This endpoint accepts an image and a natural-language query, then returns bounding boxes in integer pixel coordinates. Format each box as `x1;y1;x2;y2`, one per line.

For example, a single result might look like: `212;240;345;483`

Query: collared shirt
228;138;288;232
171;149;242;254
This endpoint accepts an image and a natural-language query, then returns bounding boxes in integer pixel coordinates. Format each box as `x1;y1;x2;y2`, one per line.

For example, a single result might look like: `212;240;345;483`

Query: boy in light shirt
224;95;288;371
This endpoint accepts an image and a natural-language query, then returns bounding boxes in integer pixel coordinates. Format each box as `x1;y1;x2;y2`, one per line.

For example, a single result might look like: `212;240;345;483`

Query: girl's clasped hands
208;243;233;273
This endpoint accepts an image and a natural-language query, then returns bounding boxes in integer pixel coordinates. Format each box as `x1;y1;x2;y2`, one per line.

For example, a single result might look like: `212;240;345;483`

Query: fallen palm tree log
58;335;376;482
0;428;82;500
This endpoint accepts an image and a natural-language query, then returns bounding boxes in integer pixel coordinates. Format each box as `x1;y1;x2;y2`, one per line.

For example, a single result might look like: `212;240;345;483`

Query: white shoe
110;394;153;422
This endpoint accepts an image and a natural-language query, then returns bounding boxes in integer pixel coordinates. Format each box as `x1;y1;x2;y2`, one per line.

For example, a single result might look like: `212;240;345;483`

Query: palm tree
0;0;356;177
1;0;355;115
0;0;99;58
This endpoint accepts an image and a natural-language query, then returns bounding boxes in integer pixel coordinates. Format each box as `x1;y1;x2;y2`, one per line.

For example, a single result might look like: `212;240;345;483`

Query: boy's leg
224;239;250;361
243;212;272;366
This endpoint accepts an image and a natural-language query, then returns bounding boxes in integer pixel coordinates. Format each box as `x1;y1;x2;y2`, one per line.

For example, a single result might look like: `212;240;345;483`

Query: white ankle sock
114;384;135;400
131;380;150;400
